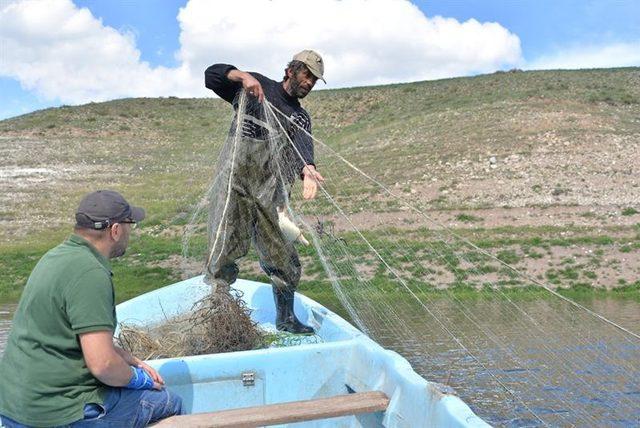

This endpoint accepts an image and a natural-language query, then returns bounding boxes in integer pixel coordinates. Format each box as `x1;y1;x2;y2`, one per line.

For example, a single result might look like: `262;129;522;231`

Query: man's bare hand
227;69;265;103
137;360;165;387
114;346;165;389
242;74;264;103
302;165;325;200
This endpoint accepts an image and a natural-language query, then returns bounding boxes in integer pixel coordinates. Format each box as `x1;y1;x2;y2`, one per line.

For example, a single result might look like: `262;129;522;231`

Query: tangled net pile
117;290;263;359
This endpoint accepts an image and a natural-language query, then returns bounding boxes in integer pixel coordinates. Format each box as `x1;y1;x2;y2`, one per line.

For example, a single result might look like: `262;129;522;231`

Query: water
1;297;638;426
368;296;640;427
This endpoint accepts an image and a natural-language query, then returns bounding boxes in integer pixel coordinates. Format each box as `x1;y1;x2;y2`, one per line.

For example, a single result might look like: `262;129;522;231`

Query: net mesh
181;89;640;426
117;290;263;358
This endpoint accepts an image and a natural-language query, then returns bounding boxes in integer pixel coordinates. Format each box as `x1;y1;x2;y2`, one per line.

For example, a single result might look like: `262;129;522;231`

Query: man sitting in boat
204;50;326;334
0;191;183;427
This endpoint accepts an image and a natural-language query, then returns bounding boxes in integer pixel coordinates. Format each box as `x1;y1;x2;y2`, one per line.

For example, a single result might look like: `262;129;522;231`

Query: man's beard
289;76;311;98
110;237;128;258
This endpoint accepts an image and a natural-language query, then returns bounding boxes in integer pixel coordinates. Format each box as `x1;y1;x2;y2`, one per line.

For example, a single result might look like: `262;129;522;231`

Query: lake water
367;295;640;427
1;297;638;426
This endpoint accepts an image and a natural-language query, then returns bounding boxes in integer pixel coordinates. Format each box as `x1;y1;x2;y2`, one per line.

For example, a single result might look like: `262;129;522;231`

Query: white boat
116;276;490;427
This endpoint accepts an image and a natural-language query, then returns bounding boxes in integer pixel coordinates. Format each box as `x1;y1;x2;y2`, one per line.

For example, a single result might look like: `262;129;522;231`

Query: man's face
109;222;132;258
288;66;318;99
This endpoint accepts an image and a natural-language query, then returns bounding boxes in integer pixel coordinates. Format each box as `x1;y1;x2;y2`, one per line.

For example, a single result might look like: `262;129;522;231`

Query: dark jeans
0;387;182;428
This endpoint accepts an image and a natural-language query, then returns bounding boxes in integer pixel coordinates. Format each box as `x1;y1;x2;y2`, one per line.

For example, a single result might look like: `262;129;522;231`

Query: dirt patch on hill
314;205;640;234
0;137;134;241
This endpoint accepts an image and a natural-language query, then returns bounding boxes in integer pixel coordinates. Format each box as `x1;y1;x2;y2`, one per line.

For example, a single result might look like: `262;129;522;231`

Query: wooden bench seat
155;391;390;427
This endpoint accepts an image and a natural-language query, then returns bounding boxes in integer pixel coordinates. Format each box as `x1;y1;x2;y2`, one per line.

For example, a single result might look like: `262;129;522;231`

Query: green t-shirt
0;234;117;427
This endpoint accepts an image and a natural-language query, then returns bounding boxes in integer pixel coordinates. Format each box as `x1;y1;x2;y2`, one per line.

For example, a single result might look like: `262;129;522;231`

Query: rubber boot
273;287;314;334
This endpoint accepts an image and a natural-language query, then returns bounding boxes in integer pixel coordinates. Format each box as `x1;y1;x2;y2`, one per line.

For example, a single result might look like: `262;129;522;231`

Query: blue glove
125;366;154;390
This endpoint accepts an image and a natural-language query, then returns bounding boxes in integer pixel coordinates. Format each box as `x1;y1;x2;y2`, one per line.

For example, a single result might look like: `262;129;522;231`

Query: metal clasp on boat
242;371;256;387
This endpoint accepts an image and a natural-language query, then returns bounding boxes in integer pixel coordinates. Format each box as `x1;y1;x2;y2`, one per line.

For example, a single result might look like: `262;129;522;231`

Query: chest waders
205;133;314;334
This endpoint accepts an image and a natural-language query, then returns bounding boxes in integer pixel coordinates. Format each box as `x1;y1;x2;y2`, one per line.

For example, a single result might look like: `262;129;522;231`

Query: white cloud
176;0;522;88
0;0;197;103
0;0;523;105
527;42;640;70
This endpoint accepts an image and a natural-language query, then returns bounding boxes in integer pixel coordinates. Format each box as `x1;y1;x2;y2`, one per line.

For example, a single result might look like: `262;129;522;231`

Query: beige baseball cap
292;49;326;83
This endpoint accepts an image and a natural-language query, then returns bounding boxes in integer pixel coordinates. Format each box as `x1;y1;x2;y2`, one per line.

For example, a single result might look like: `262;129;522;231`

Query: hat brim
130;206;146;222
310;71;326;83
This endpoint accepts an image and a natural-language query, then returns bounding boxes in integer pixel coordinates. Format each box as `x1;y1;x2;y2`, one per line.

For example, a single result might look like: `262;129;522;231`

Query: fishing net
117;290;323;359
181;89;640;426
117;290;263;359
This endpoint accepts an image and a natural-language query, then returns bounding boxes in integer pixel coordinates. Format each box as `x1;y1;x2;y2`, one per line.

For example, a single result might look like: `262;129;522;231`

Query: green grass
496;249;521;265
455;213;483;223
0;249;43;302
3;221;640;303
2;67;640;304
0;233;184;303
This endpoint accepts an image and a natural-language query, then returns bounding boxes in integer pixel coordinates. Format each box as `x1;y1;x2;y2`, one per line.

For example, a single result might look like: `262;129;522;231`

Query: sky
1;0;639;120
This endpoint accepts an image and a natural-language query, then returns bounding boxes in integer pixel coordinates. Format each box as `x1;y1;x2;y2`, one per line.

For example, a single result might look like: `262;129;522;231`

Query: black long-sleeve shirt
205;64;314;180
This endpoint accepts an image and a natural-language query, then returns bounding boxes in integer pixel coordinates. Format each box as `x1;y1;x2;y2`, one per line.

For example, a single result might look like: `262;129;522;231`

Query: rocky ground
1;68;639;292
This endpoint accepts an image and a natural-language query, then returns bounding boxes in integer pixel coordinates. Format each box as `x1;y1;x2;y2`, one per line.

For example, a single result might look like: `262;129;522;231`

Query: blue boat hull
116;276;490;427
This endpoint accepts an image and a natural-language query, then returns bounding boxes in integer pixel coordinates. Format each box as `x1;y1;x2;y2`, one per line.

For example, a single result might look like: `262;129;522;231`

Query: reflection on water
1;297;639;426
369;296;640;427
0;303;16;355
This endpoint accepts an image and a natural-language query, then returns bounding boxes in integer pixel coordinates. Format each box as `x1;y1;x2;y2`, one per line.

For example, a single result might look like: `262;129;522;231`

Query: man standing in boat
204;50;326;334
0;190;183;427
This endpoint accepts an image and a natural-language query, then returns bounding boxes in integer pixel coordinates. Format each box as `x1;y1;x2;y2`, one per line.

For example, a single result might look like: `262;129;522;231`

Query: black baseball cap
75;190;145;230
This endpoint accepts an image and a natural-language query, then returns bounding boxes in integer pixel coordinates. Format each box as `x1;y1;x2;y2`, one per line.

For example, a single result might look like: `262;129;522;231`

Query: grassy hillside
1;67;639;302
